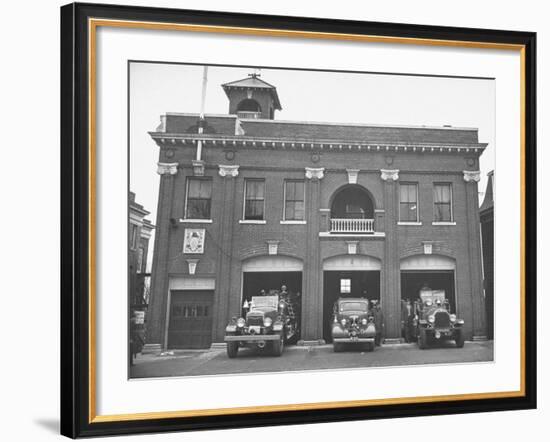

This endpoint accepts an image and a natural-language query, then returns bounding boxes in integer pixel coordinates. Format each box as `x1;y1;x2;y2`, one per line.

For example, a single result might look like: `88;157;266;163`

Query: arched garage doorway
241;255;303;341
322;255;381;341
400;255;457;313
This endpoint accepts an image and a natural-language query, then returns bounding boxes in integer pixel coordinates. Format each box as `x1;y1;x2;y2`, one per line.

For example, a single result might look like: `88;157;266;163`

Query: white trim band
179;219;213;224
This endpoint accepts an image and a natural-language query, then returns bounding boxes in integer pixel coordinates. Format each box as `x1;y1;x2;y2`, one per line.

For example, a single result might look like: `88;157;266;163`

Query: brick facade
480;172;494;339
144;76;488;351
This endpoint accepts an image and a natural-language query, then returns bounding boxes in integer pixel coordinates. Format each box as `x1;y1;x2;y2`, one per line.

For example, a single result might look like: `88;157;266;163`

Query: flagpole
196;66;208;161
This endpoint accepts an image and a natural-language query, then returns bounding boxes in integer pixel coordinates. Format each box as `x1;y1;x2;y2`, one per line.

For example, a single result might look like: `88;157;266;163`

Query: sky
130;63;495;269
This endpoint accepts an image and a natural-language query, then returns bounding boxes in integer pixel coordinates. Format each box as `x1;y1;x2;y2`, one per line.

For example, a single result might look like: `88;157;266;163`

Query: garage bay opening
242;271;302;343
400;271;456;313
323;270;380;342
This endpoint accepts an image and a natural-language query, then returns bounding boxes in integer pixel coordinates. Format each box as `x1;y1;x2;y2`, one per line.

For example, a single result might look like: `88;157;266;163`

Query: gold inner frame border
87;17;527;424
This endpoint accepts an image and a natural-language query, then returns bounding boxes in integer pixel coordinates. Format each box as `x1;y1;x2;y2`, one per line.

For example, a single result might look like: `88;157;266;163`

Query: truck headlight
428;315;435;324
237;318;245;328
263;317;273;327
341;318;347;326
361;318;368;325
450;314;457;322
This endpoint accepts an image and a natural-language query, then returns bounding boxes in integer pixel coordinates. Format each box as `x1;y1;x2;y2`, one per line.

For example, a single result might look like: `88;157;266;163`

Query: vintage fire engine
414;289;465;349
224;290;299;358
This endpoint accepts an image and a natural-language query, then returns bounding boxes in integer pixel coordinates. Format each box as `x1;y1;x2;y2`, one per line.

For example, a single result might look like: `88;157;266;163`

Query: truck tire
333;342;342;352
226;341;239;358
272;334;284;356
455;330;465;348
418;329;428;349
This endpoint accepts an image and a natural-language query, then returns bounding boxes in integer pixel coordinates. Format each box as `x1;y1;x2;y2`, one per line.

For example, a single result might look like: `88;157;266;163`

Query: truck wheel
227;342;239;358
418;330;428;349
272;334;284;356
455;330;465;348
333;342;342;352
367;342;375;352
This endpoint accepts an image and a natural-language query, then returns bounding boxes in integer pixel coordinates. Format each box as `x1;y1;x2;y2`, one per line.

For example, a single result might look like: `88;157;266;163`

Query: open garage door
400;255;457;313
242;272;302;304
322;255;381;342
242;256;303;342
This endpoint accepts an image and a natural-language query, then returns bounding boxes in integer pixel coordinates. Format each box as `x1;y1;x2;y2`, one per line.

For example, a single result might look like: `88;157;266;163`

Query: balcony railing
237;111;262;119
330;218;375;234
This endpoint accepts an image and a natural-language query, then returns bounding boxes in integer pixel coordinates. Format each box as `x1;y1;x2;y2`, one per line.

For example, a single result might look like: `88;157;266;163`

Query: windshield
250;295;278;309
420;290;445;305
340;301;368;312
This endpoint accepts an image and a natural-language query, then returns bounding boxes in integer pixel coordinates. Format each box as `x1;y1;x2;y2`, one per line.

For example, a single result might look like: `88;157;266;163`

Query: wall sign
183;228;205;254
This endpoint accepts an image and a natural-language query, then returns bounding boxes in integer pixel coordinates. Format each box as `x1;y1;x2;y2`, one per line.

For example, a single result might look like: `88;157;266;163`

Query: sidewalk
130;340;494;378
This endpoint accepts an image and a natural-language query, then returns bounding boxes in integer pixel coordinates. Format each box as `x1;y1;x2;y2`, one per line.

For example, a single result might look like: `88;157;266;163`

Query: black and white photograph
128;63;495;379
1;0;542;439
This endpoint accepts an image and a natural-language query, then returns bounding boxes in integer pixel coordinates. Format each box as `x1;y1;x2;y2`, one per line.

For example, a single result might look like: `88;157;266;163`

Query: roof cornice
148;132;487;154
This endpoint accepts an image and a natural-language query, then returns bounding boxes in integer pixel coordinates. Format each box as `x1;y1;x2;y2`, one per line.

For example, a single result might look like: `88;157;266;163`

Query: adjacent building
144;74;488;352
129;192;154;313
480;171;494;340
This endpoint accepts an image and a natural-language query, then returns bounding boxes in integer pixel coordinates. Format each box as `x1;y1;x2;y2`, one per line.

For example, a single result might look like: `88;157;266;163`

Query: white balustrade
237;111;261;119
330;218;375;234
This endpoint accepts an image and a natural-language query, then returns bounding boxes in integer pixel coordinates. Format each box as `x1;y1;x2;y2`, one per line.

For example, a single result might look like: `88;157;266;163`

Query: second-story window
130;224;138;250
244;179;265;220
399;183;419;222
284;180;305;220
433;183;453;222
137;246;144;273
185;178;212;219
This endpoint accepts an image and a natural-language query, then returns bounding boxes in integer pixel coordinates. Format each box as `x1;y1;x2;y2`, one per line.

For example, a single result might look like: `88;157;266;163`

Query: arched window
329;186;376;233
236;99;262;113
330;186;374;219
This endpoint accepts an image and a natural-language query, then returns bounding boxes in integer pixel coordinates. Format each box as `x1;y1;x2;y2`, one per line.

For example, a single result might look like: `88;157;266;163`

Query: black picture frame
60;2;537;438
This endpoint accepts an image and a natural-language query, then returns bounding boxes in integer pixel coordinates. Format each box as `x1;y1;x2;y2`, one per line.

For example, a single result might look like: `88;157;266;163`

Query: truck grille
247;316;264;327
434;311;451;328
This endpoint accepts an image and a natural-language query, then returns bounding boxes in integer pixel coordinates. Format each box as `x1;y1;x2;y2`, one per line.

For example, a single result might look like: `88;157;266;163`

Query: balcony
237;111;262;119
330;218;375;234
328;185;376;234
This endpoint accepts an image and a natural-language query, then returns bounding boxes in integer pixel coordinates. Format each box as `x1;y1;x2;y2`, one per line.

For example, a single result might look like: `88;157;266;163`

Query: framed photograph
60;2;536;438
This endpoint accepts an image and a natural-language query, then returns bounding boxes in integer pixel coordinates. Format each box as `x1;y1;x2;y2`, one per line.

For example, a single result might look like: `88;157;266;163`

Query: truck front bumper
333;337;375;344
425;328;459;339
224;334;280;342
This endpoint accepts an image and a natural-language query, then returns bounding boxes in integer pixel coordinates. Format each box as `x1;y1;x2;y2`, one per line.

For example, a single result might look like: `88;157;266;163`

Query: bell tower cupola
222;71;282;120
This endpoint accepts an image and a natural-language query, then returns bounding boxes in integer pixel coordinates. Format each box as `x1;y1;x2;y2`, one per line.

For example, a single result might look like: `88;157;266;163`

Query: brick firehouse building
144;74;488;352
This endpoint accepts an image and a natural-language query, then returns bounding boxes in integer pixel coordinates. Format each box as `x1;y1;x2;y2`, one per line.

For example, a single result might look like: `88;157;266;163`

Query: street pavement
130;340;493;378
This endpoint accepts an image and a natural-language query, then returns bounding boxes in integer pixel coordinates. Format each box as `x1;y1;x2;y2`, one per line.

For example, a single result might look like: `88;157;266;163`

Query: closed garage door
168;291;213;349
